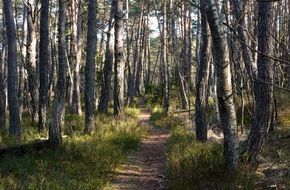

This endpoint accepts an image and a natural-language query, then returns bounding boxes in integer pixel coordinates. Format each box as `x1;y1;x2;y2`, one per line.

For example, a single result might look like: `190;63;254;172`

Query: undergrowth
166;126;256;189
150;106;181;129
0;107;146;189
150;106;257;190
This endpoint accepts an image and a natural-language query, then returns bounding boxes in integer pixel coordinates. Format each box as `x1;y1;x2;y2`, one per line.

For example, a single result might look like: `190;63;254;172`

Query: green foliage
144;85;163;107
150;106;182;129
0;108;147;190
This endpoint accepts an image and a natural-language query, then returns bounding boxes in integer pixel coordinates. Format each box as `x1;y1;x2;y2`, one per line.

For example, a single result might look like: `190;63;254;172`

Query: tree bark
49;0;67;146
0;13;6;129
84;0;97;133
195;0;211;142
38;0;49;131
205;0;238;171
114;0;125;116
162;0;170;114
98;0;114;114
134;3;144;95
3;0;21;137
246;1;275;162
70;0;83;115
26;0;39;123
231;0;255;85
125;0;133;106
288;0;290;89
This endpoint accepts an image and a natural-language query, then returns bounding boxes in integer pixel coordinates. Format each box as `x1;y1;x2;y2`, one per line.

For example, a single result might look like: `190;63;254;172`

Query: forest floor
107;99;169;190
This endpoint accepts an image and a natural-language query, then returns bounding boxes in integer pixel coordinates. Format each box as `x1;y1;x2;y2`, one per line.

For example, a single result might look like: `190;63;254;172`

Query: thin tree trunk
84;0;97;133
114;0;125;116
288;0;290;89
38;0;49;131
206;0;238;171
26;0;39;123
134;3;144;95
195;0;211;142
71;0;82;115
125;0;134;106
245;1;275;162
49;0;67;146
15;1;24;122
162;0;170;113
126;2;143;101
0;13;6;129
146;14;151;89
98;0;114;113
3;0;21;137
231;0;255;85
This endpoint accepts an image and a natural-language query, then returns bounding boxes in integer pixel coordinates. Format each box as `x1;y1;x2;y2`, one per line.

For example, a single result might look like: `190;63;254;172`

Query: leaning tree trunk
245;1;274;162
195;0;211;142
113;0;125;116
98;1;114;114
205;0;238;171
84;0;97;133
38;0;49;131
70;0;82;115
3;0;21;137
49;0;67;146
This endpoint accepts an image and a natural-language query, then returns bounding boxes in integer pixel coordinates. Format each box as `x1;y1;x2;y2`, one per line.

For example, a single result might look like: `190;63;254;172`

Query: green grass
0;107;147;189
166;126;256;189
150;105;182;129
0;112;47;147
149;107;257;189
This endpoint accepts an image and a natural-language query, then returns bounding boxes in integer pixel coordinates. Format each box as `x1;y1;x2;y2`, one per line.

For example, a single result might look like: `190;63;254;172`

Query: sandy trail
109;102;169;190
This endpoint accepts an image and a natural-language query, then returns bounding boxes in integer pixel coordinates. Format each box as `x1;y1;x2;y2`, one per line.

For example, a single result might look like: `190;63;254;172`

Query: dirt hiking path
109;100;169;190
